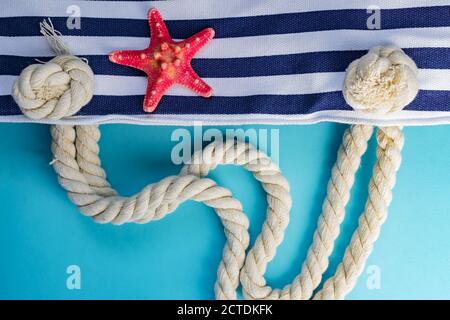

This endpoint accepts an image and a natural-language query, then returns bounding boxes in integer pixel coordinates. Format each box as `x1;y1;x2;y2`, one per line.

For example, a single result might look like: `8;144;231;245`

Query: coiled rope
14;21;417;300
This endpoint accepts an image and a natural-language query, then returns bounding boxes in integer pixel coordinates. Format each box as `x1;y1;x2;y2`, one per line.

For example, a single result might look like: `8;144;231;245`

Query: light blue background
0;123;448;299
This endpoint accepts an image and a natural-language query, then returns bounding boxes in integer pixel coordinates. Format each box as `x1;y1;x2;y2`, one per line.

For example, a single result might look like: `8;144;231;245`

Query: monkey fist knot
343;46;419;115
12;55;94;120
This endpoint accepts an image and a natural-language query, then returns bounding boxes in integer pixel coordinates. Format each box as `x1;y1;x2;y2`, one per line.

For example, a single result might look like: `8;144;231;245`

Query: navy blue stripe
0;91;449;116
2;48;450;77
1;6;450;38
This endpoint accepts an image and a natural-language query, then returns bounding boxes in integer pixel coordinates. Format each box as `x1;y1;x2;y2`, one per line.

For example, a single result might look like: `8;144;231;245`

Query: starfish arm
178;66;213;98
183;28;215;60
143;76;174;112
109;49;149;72
148;8;173;47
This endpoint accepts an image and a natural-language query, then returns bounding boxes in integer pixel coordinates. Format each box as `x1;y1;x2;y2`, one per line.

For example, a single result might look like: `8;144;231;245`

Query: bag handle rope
50;124;403;300
13;21;418;300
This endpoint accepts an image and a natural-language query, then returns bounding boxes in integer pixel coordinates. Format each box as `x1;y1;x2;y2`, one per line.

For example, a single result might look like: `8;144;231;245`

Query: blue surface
0;123;448;299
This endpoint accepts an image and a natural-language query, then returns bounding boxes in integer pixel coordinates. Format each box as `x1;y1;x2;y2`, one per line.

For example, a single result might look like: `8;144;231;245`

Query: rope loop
51;125;289;299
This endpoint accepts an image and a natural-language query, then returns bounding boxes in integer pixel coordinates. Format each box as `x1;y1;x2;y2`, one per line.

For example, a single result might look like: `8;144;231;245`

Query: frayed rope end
40;18;71;56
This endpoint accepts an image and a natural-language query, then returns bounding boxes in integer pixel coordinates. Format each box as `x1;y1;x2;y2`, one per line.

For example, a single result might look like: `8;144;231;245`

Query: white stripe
2;110;450;127
2;27;450;58
1;73;343;96
93;73;345;96
1;0;449;20
1;69;449;96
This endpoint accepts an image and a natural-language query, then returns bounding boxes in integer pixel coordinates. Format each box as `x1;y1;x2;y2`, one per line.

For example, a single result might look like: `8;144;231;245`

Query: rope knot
343;46;419;115
12;55;94;120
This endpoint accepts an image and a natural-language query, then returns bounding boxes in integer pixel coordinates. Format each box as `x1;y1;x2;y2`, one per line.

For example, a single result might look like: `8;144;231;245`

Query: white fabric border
2;110;450;127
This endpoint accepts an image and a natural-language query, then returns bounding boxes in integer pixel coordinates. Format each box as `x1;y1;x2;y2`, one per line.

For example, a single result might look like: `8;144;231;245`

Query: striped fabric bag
1;0;450;125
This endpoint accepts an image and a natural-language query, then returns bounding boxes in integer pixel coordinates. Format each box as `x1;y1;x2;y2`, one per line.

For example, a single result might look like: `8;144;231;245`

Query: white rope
51;125;280;299
49;123;403;300
239;125;374;300
314;126;404;300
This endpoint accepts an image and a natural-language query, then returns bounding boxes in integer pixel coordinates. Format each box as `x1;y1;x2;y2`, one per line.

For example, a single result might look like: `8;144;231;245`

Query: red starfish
109;8;215;112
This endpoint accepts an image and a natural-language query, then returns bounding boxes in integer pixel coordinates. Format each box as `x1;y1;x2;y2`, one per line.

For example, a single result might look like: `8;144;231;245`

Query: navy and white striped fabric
1;0;450;125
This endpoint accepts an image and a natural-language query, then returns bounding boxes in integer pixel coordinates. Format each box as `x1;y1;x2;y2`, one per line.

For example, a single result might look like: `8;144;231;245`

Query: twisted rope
314;126;404;300
240;125;374;300
50;123;403;300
